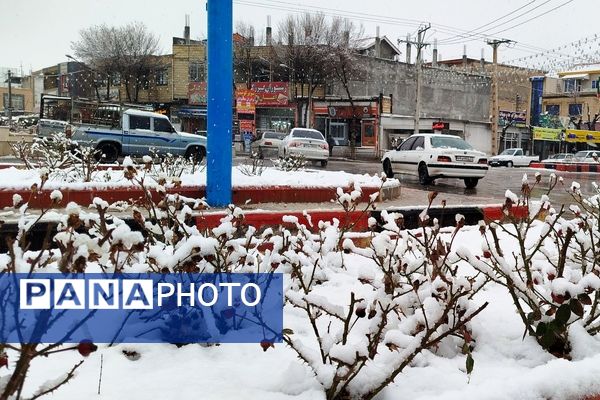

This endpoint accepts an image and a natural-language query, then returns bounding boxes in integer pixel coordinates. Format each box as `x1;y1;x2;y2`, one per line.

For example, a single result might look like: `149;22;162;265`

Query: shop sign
236;89;256;114
381;96;392;114
251;82;289;106
499;110;527;127
532;127;562;141
432;121;450;130
188;82;207;105
565;129;600;143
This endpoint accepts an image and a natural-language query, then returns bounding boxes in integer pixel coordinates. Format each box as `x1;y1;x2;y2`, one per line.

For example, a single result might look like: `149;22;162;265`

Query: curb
0;204;528;253
530;162;600;172
0;184;389;209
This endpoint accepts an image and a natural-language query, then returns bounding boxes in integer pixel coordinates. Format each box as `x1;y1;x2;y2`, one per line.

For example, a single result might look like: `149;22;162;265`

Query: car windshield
263;132;286;139
430;136;473;150
499;149;516;155
293;129;324;140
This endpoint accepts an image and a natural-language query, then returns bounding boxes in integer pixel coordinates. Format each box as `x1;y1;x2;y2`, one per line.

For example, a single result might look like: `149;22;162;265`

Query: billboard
188;82;207;105
236;89;256;114
251;82;289;106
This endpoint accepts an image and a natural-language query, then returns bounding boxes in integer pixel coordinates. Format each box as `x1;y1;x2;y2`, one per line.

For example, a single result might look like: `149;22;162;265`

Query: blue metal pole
206;0;233;206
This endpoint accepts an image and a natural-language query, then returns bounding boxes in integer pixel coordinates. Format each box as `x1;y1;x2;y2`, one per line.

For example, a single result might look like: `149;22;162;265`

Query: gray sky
1;0;596;73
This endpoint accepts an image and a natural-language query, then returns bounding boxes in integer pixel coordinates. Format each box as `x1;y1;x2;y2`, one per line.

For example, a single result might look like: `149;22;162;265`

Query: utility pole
400;25;430;135
7;70;13;125
486;39;512;154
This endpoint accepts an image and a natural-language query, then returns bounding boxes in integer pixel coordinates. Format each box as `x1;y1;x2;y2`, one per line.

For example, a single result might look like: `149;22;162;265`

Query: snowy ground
13;224;600;400
0;165;393;191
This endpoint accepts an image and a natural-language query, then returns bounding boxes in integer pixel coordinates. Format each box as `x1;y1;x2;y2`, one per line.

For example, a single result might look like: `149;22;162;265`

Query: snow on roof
558;63;600;76
356;36;401;56
123;109;168;119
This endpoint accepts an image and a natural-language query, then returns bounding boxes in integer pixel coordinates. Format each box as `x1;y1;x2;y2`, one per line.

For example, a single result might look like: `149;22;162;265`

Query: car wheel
383;159;394;178
464;178;479;189
185;146;205;164
96;142;119;163
418;163;432;185
506;161;513;168
321;160;328;167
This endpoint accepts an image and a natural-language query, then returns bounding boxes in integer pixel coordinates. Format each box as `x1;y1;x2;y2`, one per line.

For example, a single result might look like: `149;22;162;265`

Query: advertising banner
236;89;257;114
532;127;562;141
566;129;600;143
251;82;289;106
1;273;283;344
188;82;207;105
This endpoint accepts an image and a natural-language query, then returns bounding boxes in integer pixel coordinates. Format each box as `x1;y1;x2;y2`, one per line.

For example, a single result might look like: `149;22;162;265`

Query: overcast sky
1;0;596;73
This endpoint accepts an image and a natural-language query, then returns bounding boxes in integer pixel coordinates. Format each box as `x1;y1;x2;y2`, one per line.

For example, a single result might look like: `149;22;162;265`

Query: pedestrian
327;135;335;156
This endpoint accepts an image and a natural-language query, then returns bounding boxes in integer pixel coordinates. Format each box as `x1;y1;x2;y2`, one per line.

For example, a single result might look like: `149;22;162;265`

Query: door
362;120;376;147
329;122;348;146
124;114;154;156
392;136;417;173
153;117;180;155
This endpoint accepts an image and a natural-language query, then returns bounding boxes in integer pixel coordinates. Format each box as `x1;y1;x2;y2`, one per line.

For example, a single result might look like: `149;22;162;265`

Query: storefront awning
560;73;590;80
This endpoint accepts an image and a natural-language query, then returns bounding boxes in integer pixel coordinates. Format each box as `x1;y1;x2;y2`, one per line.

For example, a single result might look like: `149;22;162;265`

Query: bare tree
276;13;333;128
72;22;161;102
234;21;258;89
325;17;364;158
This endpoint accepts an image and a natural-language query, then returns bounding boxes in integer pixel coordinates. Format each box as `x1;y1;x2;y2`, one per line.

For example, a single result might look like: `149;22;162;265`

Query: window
411;136;425;150
564;79;581;93
129;115;151;130
398;136;417;151
111;73;121;85
593;80;598;90
292;129;325;140
189;61;206;82
430;136;473;150
153;117;174;133
3;94;25;110
546;104;560;115
155;68;168;86
140;76;149;90
569;103;582;117
514;149;523;156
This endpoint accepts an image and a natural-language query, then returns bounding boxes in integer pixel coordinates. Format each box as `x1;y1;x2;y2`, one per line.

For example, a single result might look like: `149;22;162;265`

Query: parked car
252;131;287;158
38;109;206;163
381;133;488;189
278;128;329;167
540;153;574;163
573;150;600;163
488;148;539;167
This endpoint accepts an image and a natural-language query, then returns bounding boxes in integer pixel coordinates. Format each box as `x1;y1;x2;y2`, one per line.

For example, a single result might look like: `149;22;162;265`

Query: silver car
251;131;286;158
573;150;599;163
278;128;329;167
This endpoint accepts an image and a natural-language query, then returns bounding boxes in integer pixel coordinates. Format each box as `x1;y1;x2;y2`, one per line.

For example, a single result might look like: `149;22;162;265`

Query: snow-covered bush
273;153;307;172
237;154;266;176
281;189;487;400
456;173;600;357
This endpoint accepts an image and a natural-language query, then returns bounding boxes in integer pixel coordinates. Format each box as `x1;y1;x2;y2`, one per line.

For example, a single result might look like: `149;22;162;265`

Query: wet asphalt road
235;154;598;208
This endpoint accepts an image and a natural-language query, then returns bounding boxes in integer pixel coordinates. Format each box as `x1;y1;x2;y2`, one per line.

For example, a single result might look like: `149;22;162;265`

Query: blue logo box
0;273;283;344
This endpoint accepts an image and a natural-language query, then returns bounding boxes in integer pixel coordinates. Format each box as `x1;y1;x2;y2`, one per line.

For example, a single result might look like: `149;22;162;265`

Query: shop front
252;82;295;134
532;127;562;159
312;100;379;148
565;129;600;153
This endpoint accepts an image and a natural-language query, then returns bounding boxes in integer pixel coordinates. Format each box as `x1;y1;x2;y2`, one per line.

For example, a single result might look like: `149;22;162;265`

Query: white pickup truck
488;148;539;167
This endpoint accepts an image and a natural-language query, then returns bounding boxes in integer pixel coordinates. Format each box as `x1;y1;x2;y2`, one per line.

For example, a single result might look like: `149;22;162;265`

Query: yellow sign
533;127;561;141
565;129;600;143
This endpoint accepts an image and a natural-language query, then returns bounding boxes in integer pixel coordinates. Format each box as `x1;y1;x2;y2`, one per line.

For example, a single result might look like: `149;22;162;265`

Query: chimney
405;34;412;64
432;38;438;67
480;48;485;71
184;14;190;45
249;26;255;46
266;15;272;46
375;26;381;58
462;45;467;67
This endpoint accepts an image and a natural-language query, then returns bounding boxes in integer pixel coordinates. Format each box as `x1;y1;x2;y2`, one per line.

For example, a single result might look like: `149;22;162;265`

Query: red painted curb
0;185;380;209
195;210;370;232
482;205;528;221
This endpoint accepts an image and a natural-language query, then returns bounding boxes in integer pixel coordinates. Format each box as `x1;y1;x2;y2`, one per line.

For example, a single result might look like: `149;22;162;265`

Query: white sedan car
278;128;329;167
251;131;286;158
381;134;488;188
